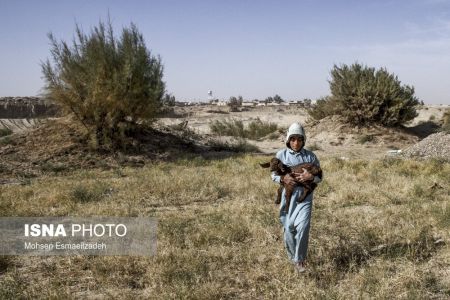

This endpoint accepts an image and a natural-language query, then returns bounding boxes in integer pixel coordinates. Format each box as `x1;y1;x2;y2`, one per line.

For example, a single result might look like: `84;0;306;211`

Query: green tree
41;20;165;147
273;94;284;104
306;96;336;120
264;96;274;104
163;94;176;106
228;96;243;111
308;63;420;126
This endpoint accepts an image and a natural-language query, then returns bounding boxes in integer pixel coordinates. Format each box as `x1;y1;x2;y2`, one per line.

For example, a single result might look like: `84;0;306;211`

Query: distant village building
256;101;266;106
242;101;256;107
175;101;193;107
288;100;302;105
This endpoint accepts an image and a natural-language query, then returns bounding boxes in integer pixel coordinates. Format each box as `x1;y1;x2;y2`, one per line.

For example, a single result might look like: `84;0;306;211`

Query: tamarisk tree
309;63;420;127
42;20;165;147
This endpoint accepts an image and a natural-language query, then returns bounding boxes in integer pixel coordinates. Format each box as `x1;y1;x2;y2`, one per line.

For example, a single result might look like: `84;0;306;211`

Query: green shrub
306;96;336;120
441;109;450;133
0;136;15;146
227;96;243;112
70;183;111;203
246;118;278;139
308;63;420;126
41;19;165;148
357;134;375;144
40;162;68;173
209;118;277;140
0;128;12;137
210;119;245;137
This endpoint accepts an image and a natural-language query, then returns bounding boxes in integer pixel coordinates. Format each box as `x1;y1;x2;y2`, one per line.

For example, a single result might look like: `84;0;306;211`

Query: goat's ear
259;162;270;168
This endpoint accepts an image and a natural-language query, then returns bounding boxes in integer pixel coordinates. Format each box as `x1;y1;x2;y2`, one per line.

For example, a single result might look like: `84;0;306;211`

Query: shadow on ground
404;121;441;139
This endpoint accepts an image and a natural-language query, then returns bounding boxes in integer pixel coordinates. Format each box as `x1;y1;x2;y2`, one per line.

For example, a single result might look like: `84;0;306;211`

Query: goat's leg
276;185;283;204
296;186;311;203
284;186;294;213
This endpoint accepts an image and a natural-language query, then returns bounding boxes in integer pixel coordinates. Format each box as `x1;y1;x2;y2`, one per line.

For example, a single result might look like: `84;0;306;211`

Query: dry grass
0;155;449;299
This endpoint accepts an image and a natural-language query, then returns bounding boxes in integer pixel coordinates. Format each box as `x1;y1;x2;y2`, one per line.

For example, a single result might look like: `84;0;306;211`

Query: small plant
210;119;245;138
209;118;277;140
0;256;12;273
0;136;15;146
357;134;375;144
247;118;278;139
440;109;450;133
0;128;12;137
40;162;68;173
70;183;111;203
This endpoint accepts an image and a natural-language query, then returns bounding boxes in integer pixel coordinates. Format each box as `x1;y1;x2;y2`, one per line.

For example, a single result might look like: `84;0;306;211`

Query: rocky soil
401;132;450;161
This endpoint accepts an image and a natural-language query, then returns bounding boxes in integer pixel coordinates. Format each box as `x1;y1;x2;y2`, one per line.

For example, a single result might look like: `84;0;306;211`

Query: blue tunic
271;147;321;263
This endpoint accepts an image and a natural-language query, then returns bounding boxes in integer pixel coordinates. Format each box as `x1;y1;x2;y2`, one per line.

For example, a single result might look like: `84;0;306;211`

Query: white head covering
285;122;306;148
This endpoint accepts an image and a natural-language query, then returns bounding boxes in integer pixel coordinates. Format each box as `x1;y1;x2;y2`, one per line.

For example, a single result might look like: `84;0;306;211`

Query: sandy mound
401;132;450;160
306;115;418;148
0;118;46;132
0;117;259;183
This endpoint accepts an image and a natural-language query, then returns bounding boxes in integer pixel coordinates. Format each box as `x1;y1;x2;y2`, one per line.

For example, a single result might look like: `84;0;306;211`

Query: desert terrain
0;103;449;298
1;103;447;156
156;104;448;158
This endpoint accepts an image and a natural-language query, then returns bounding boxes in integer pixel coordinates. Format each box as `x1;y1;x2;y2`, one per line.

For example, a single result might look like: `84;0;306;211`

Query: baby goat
260;157;322;213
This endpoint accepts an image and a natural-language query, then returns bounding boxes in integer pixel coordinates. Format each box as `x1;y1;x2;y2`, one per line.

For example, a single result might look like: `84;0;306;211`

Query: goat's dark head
259;157;286;173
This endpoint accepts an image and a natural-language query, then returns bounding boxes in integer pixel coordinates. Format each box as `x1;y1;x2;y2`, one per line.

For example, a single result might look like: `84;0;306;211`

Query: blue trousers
279;187;313;263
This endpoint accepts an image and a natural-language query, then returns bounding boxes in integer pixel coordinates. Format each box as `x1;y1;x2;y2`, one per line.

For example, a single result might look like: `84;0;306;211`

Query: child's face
289;135;304;152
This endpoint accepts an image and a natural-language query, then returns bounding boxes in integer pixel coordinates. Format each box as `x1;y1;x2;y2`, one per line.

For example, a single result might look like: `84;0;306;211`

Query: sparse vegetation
227;96;243;112
308;63;420;127
357;134;375;144
0;128;12;137
209;118;278;140
70;183;112;203
0;135;15;146
441;109;450;133
265;94;284;104
1;155;448;298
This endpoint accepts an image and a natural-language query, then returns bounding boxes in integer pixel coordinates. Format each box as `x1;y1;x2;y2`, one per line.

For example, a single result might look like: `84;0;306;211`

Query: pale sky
1;0;450;104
